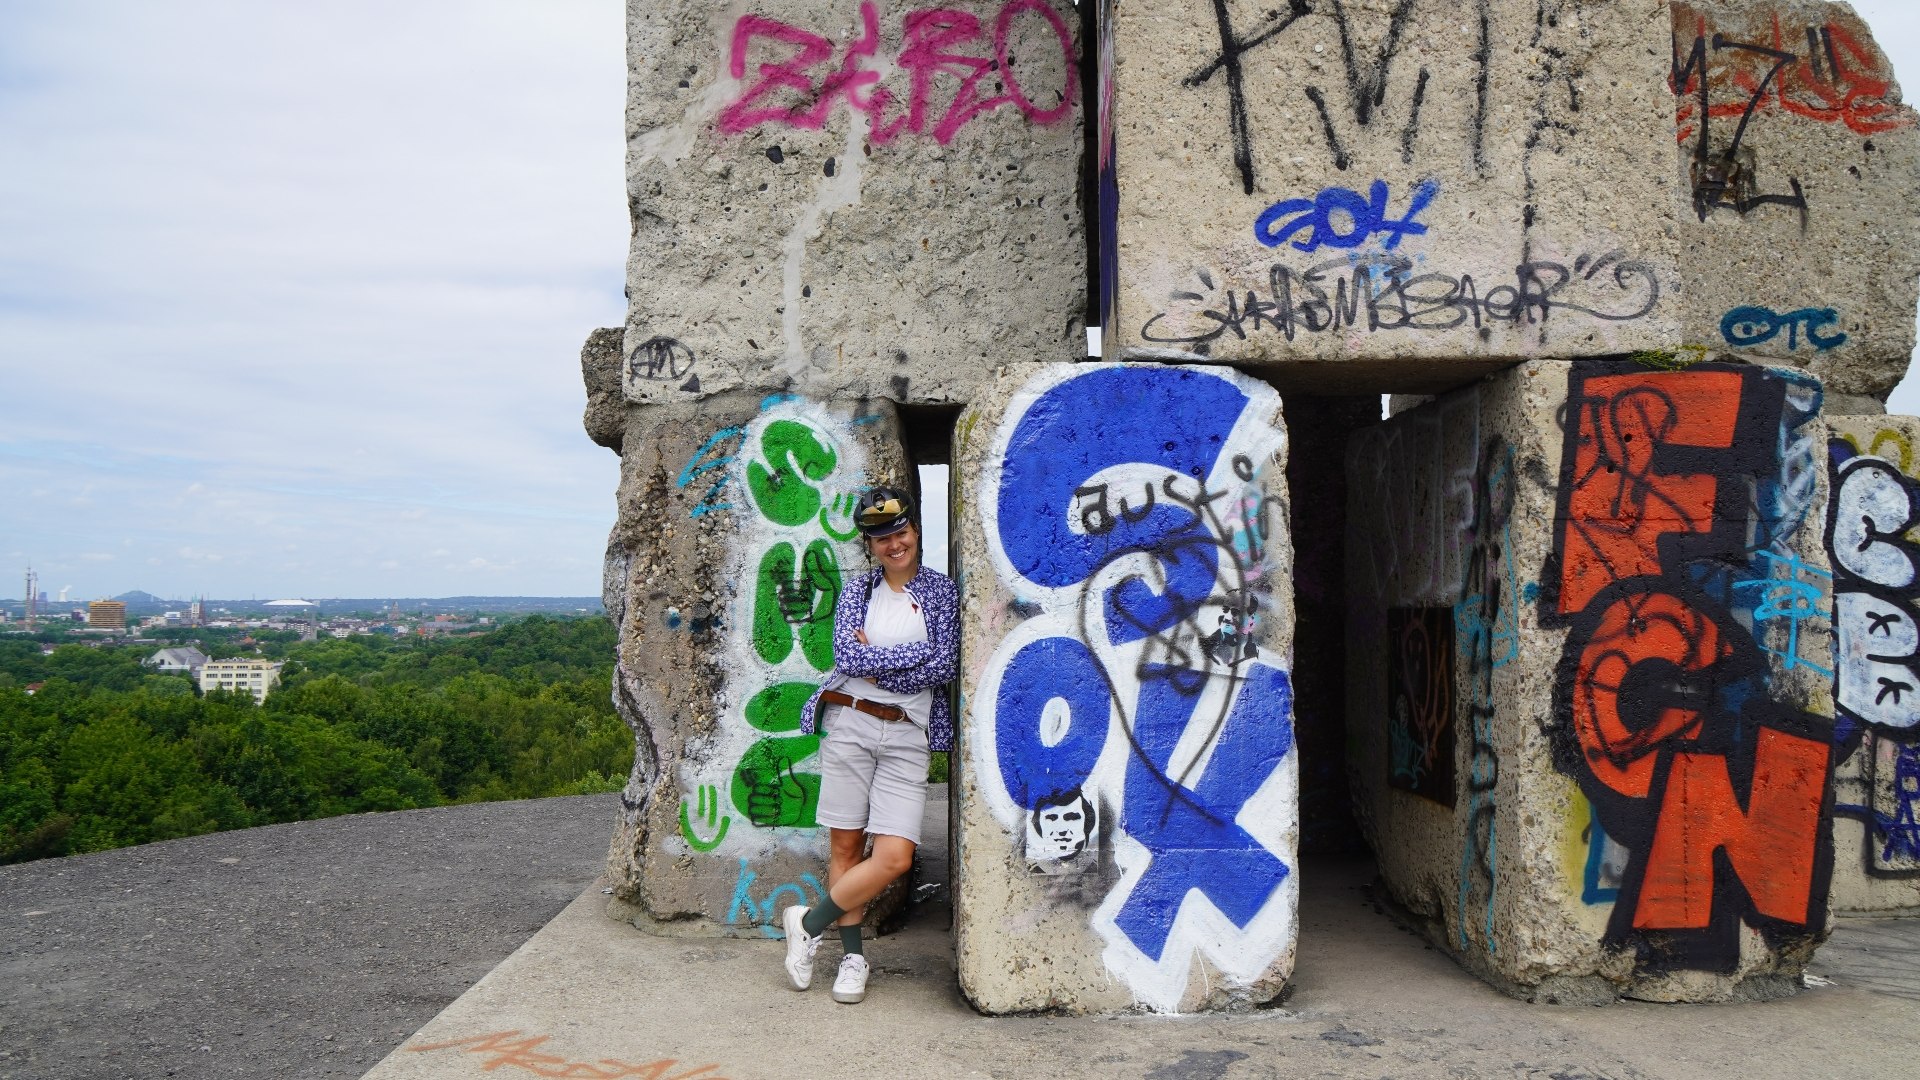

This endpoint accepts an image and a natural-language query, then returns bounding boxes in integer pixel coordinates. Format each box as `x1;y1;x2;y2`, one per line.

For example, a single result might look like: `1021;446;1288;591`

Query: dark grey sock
839;925;864;956
802;897;846;937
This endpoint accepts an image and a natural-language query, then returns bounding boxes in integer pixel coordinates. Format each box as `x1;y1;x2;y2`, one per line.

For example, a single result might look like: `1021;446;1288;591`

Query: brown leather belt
820;690;907;723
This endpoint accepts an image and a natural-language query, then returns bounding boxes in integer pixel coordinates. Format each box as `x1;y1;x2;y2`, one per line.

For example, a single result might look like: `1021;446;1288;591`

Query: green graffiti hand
734;740;822;828
731;682;824;829
752;540;841;669
747;419;838;526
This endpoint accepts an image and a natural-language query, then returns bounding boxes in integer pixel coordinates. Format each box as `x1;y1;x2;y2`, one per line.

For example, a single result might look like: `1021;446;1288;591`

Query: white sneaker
781;905;821;990
831;953;869;1004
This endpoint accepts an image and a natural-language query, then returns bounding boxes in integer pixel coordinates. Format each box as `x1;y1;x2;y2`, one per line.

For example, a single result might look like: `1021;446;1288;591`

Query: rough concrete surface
1821;413;1920;913
0;795;621;1080
582;326;628;453
1106;0;1683;384
622;0;1085;408
1346;360;1836;1001
950;362;1297;1014
7;792;1912;1080
363;848;1919;1080
602;392;910;933
1673;1;1920;398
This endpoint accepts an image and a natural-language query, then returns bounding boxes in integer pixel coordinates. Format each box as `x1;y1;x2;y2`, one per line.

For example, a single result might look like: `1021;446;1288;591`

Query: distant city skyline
2;1;1914;599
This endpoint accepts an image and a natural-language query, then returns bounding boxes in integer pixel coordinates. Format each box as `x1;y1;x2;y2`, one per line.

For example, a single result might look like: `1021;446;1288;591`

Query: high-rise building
189;598;208;626
87;600;127;630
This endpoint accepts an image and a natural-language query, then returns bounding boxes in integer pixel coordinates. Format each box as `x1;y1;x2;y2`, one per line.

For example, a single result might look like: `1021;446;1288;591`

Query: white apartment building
198;658;283;703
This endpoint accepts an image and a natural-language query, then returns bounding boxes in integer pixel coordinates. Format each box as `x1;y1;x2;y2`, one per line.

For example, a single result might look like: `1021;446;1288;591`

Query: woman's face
868;522;919;575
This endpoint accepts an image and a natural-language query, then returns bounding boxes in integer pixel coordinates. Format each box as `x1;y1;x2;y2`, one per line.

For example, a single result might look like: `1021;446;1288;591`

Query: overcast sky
1;2;1915;601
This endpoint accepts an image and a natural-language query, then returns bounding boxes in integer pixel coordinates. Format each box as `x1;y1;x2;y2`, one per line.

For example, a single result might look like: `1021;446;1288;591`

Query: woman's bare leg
826;834;916;915
827;827;868;927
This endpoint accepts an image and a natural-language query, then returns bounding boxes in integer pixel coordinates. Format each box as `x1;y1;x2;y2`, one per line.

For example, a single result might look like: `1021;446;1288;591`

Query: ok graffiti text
972;365;1297;1011
1139;250;1662;350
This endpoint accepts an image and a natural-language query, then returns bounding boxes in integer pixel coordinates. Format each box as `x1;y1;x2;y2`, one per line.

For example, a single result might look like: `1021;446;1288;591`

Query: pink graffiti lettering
718;1;1077;145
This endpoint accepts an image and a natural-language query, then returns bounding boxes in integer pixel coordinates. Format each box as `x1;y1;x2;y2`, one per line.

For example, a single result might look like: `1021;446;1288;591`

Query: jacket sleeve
831;572;935;677
871;574;959;694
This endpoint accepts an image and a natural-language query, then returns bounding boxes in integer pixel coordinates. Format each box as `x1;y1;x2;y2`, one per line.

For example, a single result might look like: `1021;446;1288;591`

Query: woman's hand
855;629;869;644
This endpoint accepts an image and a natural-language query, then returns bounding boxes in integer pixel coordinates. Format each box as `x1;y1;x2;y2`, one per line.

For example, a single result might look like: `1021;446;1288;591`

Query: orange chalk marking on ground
407;1030;727;1080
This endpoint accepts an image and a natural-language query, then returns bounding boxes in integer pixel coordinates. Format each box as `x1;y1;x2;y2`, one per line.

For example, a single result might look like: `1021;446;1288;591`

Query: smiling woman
771;484;962;1005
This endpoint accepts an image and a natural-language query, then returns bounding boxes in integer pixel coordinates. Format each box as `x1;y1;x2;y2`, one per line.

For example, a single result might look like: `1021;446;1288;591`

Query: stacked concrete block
952;362;1298;1013
1672;1;1920;403
1347;360;1838;1002
1102;0;1683;389
596;387;912;935
1821;414;1920;913
623;0;1085;408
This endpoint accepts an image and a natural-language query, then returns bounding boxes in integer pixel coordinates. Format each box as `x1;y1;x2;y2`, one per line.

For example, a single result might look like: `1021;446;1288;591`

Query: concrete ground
5;790;1915;1080
365;793;1920;1080
0;794;623;1080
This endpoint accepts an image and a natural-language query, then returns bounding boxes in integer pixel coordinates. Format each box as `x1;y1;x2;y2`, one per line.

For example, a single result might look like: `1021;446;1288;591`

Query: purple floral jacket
799;565;960;752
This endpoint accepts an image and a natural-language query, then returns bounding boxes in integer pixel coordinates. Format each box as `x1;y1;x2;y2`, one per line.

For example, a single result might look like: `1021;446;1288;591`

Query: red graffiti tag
1636;728;1827;929
718;0;1077;145
1552;366;1833;959
1558;371;1743;616
1672;4;1916;144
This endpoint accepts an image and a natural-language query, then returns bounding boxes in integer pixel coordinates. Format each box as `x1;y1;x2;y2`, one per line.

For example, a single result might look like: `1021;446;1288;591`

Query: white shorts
814;705;931;845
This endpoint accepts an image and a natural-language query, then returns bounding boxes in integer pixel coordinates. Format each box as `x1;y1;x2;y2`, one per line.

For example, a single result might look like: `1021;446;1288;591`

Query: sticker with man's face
1026;788;1097;864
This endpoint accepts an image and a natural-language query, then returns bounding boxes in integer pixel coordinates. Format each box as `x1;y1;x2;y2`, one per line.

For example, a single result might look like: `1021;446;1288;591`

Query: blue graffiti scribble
1116;662;1294;960
996;367;1250;643
990;366;1294;967
1254;179;1439;253
1720;305;1848;352
1581;802;1622;905
1885;741;1920;865
677;426;747;518
1734;550;1835;678
727;857;824;938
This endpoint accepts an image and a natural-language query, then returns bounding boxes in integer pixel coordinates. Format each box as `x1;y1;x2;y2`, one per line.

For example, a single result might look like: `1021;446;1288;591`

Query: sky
2;1;631;600
0;2;1914;601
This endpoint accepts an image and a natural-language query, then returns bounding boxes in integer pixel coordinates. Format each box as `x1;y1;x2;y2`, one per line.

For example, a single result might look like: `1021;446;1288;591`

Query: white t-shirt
841;579;933;729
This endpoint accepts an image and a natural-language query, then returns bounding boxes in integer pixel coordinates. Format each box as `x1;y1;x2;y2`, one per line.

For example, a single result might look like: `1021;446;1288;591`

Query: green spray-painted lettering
731;681;823;828
754;539;840;670
747;420;838;526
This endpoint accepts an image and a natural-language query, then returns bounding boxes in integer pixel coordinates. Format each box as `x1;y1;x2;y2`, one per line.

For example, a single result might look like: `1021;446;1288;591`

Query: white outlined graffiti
969;363;1297;1011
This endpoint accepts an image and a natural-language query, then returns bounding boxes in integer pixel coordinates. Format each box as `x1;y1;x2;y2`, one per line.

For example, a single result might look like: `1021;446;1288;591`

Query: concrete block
1347;359;1839;1001
1102;0;1682;390
953;362;1298;1013
601;393;912;935
623;0;1086;408
1671;1;1920;399
582;327;628;454
1821;414;1920;913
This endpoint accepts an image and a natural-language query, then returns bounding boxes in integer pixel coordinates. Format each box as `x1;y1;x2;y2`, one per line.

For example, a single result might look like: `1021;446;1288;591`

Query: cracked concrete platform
364;828;1918;1080
5;789;1911;1080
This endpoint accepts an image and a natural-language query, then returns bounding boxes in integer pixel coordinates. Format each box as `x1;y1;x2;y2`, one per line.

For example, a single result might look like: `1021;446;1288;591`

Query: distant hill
112;590;168;605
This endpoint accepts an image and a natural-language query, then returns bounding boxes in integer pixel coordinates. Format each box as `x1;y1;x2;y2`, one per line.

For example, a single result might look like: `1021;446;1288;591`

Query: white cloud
0;1;625;599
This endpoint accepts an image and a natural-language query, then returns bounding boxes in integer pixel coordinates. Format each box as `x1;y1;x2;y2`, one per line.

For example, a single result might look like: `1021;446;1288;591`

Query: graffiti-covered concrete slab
623;0;1085;407
599;391;912;934
1101;0;1682;389
1822;414;1920;914
1672;2;1920;399
953;362;1297;1013
1348;359;1838;1001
